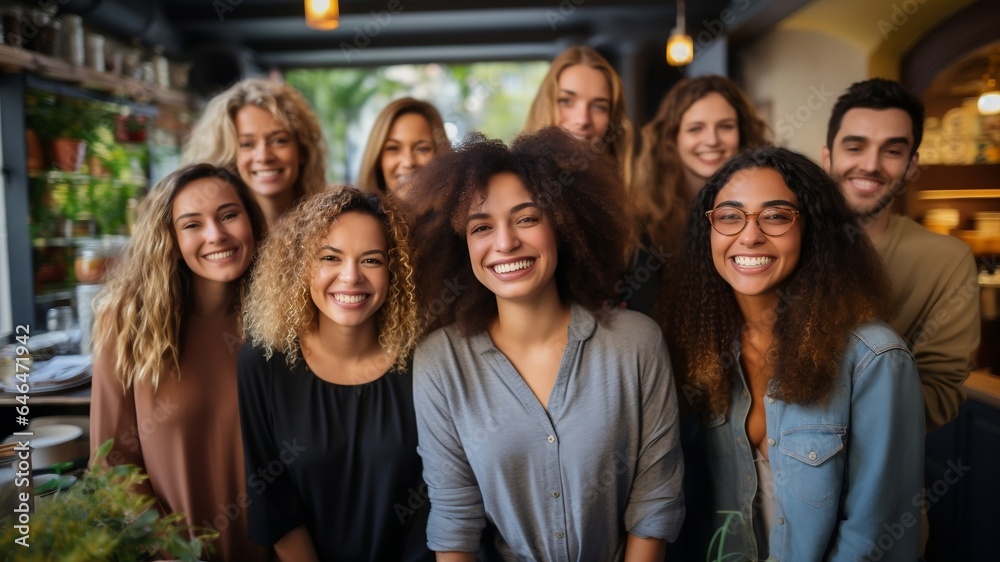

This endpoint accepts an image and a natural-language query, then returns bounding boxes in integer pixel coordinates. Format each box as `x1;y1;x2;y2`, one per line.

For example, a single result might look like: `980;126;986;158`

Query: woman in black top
237;186;429;561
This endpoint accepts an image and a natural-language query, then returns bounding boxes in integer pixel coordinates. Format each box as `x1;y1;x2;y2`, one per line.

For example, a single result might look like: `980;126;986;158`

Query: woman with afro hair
407;127;685;561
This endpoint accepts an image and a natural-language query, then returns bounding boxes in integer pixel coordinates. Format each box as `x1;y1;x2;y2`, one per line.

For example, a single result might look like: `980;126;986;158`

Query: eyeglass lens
709;207;797;236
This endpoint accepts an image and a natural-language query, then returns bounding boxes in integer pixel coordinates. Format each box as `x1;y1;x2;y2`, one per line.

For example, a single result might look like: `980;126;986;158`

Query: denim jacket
703;321;924;561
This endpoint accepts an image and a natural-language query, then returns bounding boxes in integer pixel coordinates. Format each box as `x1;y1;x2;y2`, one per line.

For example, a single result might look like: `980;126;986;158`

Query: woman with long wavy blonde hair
182;78;328;228
90;163;270;561
237;186;429;561
357;97;451;199
523;45;634;186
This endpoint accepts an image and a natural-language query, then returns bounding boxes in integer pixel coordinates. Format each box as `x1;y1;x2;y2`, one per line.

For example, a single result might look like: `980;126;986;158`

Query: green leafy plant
0;439;218;562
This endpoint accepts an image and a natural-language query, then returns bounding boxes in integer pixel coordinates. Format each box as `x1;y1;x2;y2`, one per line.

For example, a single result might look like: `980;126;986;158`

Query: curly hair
357;97;452;193
181;78;328;201
92;164;265;390
407;127;639;336
660;146;892;418
523;46;635;187
633;75;769;251
243;186;419;371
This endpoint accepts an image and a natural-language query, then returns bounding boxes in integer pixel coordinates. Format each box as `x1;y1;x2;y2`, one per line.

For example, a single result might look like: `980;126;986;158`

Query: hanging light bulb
305;0;340;30
979;55;1000;116
666;0;694;66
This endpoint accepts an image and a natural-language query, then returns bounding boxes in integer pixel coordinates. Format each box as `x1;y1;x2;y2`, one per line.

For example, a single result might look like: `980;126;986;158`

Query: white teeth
493;259;533;274
851;178;880;189
205;250;235;260
253;170;281;177
733;256;774;267
334;293;368;304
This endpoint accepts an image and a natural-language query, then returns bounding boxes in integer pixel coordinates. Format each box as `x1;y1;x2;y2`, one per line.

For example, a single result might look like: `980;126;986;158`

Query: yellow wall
738;0;977;161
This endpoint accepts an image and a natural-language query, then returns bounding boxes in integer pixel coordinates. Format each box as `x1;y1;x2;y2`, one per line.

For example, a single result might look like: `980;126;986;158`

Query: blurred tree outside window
285;61;549;184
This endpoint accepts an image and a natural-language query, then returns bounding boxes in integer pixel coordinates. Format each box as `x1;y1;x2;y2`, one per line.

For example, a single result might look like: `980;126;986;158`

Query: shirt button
555;531;564;539
778;517;784;525
547;435;555;443
551;491;560;498
767;438;775;446
808;451;817;461
767;397;775;403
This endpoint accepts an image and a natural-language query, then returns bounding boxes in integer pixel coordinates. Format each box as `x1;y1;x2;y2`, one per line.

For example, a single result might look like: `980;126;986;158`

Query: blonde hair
523;45;634;186
92;164;265;390
243;186;419;371
182;78;328;201
357;97;451;193
633;75;770;251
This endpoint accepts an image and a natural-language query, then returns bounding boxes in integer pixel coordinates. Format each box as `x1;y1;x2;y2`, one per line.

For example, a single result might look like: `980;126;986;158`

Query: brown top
90;312;272;562
875;214;981;432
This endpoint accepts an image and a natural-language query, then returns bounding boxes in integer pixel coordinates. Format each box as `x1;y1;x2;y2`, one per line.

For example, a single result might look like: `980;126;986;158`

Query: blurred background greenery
286;61;549;184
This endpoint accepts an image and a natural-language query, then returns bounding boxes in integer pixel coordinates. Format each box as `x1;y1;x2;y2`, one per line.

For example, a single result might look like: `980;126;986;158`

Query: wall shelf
918;189;1000;200
0;44;189;111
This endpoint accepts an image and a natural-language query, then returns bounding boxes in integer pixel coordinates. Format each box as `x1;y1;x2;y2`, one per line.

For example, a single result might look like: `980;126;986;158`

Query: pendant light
305;0;340;30
666;0;694;66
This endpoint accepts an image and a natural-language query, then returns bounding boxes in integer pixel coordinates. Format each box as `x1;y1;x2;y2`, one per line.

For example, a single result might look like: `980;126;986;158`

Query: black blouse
237;343;433;562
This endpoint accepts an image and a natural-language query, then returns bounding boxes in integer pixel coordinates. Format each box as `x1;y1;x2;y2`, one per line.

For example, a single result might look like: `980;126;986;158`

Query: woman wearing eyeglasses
660;146;924;561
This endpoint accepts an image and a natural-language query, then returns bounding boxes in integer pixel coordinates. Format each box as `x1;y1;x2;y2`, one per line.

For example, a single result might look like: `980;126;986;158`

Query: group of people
87;44;980;562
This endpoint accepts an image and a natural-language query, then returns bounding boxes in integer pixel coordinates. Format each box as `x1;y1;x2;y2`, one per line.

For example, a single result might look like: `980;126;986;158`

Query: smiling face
466;172;559;305
677;92;740;194
821;107;918;217
710;167;802;307
172;177;256;286
309;211;390;332
234;104;302;202
380;112;436;196
556;64;612;142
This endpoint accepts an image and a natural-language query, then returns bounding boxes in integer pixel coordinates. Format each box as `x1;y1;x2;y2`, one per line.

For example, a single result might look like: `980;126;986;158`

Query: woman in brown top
90;163;271;561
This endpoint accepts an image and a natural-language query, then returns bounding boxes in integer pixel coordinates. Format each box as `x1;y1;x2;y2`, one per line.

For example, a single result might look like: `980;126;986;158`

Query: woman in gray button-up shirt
406;128;685;561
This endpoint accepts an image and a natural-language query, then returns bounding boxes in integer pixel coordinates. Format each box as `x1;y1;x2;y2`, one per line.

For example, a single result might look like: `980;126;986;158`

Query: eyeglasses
705;206;801;236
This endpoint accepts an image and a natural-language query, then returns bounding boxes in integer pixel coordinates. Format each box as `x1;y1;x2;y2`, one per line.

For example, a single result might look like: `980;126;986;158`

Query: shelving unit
0;44;189;111
2;44;190;331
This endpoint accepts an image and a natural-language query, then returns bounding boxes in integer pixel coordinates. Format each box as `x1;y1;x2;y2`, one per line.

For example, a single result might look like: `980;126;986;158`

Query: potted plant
0;440;217;561
26;92;110;172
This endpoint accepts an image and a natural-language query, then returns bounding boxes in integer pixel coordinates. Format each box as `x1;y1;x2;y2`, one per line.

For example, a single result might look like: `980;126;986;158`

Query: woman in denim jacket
660;146;924;561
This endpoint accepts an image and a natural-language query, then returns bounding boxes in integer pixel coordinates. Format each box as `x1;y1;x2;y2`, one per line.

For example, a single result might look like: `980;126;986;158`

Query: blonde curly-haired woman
90;163;270;561
237;186;430;562
183;78;328;229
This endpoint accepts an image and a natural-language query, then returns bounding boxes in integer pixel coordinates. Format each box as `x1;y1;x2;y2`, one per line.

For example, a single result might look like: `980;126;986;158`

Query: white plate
4;424;82;448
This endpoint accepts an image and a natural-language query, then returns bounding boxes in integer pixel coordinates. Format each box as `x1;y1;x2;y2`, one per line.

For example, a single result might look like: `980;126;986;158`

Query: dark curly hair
660;146;893;417
407;127;639;335
826;78;924;156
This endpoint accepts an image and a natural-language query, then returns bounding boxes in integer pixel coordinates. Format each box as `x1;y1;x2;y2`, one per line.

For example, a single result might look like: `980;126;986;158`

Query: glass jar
62;14;84;66
74;241;107;284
